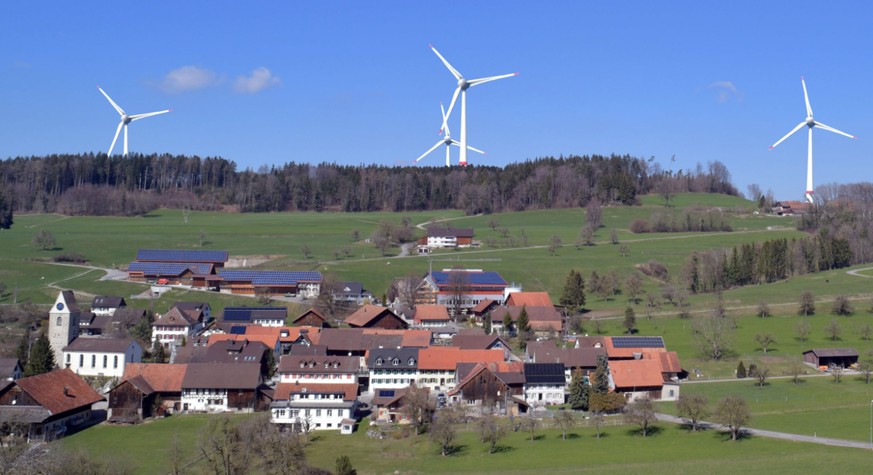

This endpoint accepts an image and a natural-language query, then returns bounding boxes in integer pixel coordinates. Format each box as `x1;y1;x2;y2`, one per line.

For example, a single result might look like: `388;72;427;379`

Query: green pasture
658;376;873;442
61;412;873;475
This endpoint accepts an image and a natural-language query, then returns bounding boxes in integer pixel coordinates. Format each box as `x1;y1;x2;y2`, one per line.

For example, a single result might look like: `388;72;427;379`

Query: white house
62;337;142;378
152;306;204;349
277;354;360;385
523;363;566;408
180;363;263;412
270;383;358;431
89;296;126;317
367;348;418;392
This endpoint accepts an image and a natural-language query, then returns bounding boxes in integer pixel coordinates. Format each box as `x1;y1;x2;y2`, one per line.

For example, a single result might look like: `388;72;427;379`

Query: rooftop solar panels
128;262;213;276
611;336;665;348
218;270;323;285
378;390;395;398
137;249;228;263
229;325;248;335
431;271;507;286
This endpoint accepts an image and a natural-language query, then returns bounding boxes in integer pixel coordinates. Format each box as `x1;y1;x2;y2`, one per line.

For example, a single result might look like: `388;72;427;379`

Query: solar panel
378;390;395;398
432;271;507;286
137;249;228;263
611;336;665;348
229;325;247;335
128;262;212;276
218;270;323;285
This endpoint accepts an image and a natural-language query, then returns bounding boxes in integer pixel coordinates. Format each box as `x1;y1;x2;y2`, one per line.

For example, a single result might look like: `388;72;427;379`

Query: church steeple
49;290;80;368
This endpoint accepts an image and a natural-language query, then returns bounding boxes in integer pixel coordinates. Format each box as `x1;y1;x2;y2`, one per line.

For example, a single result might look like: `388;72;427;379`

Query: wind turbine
430;45;516;166
414;103;486;167
769;77;856;204
98;86;171;157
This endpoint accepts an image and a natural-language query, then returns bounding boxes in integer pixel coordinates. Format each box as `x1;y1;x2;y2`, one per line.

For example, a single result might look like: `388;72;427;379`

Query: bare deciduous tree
623;397;657;437
754;333;776;355
478;412;506;454
714;395;750;441
676;394;708;432
552;410;576;440
692;314;735;360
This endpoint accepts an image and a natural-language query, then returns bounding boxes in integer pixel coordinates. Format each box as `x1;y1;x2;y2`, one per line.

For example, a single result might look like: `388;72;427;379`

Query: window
376;358;383;365
57;316;62;326
316;409;322;417
392;358;399;366
79;354;83;366
91;355;96;368
327;409;333;416
103;355;108;368
114;355;118;369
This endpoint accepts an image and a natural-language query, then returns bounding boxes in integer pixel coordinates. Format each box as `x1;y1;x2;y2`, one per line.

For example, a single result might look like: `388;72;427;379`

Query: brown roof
273;382;357;402
154;307;197;327
291;309;327;325
60;290;81;313
526;340;605;368
278;355;360;374
121;363;187;392
364;329;431;348
804;348;859;358
207;333;278;350
654;351;682;373
181;363;262;389
471;299;497;314
451;334;509;350
0;358;21;378
63;337;136;353
491;306;562;332
344;305;404;328
14;368;104;415
451;361;526;395
609;359;664;389
371;387;408;407
505;292;554;307
571;336;606;348
413;305;450;322
418;347;504;371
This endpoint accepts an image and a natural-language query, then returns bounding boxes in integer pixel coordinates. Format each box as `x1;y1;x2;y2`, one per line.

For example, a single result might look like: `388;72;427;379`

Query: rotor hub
806;117;815;127
458;78;468;90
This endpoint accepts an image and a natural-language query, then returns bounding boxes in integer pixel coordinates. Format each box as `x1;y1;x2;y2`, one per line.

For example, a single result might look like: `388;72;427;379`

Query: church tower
49;290;80;368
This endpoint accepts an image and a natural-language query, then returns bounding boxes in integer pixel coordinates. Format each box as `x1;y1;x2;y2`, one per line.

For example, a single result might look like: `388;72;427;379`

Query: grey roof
91;296;125;308
0;358;20;378
318;328;402;353
526;341;605;368
452;335;509;350
332;281;363;296
0;406;53;424
60;290;80;313
524;363;566;384
427;227;474;238
278;355;360;374
182;363;262;389
804;348;859;358
63;337;136;353
189;340;270;365
367;348;419;370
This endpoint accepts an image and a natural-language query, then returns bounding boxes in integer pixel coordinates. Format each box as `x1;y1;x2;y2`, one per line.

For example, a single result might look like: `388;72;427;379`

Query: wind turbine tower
98;86;171;157
430;45;516;166
769;77;856;203
414;103;486;167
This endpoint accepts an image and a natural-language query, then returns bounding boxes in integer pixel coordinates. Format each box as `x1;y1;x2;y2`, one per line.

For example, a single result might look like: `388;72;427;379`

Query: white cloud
706;81;740;103
234;67;280;94
160;66;218;93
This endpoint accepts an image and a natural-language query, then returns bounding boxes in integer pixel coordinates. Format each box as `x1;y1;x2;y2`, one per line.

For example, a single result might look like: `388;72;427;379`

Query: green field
60;413;873;475
657;376;873;442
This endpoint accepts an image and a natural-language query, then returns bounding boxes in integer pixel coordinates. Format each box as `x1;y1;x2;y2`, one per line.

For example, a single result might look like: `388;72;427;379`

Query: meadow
60;412;873;475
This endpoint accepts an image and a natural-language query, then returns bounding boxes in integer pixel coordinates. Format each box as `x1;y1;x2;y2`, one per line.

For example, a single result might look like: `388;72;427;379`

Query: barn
802;348;859;369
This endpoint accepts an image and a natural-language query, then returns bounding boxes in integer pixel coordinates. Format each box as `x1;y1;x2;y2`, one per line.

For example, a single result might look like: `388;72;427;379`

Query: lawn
60;412;873;474
657;376;873;442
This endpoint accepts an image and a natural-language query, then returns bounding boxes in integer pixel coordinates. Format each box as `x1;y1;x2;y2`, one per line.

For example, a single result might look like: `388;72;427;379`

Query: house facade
419;227;475;248
368;348;419;392
152;306;204;349
523;363;566;407
270;383;358;431
62;337;142;378
415;270;508;314
180;363;266;413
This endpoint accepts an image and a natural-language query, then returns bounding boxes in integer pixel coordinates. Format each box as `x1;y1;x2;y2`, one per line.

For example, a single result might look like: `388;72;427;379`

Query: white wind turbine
769;77;856;204
98;86;171;157
430;44;516;166
414;103;486;167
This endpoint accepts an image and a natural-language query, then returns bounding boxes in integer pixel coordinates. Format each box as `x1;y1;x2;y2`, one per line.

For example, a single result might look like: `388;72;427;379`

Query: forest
0;153;737;216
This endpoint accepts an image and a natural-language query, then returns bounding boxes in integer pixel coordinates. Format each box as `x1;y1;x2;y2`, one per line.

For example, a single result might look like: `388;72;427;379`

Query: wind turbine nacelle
122;114;132;124
458;78;469;90
806;117;815;127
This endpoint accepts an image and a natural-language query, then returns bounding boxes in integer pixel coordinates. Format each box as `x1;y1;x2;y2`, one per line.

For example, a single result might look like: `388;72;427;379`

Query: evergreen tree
736;361;746;378
24;333;55;377
0;192;12;230
623;306;637;334
559;270;586;313
153;343;166;363
567;368;589;411
502;313;513;336
483;312;492;335
516;306;531;349
335;455;355;475
16;332;30;369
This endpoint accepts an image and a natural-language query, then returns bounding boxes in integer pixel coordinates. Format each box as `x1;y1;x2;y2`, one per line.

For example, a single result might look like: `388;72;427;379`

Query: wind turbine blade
429;44;462;80
814;121;856;140
440;102;450;136
769;121;806;150
444;87;461;129
130;109;172;121
468;72;518;88
97;86;126;116
801;76;813;117
450;140;485;155
107;121;123;156
414;141;444;163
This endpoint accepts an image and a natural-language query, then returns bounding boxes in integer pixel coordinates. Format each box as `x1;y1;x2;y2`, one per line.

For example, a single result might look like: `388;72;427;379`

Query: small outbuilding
802;348;859;369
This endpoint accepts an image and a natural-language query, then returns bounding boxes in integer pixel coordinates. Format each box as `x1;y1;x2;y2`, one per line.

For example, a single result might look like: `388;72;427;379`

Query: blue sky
1;1;871;200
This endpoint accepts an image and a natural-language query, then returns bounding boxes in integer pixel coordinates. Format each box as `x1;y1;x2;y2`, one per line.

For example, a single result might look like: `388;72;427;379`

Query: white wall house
152;306;203;349
270;383;358;431
277;355;360;385
524;382;565;407
367;348;418;393
180;363;262;413
62;338;142;378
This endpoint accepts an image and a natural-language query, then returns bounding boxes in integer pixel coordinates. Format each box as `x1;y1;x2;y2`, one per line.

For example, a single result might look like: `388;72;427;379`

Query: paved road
656;412;871;449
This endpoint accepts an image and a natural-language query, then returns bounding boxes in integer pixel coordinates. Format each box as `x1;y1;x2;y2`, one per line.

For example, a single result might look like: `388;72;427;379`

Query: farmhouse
277;354;361;385
217;270;323;298
418;226;475;248
180;363;269;413
415;269;508;313
152;306;205;349
803;348;859;369
344;305;408;329
450;362;528;415
412;304;452;327
127;262;215;285
62;337;142;378
490;305;563;335
291;308;331;328
604;336;666;359
108;363;187;422
368;348;419;391
609;358;677;401
271;382;358;431
504;291;553;307
371;387;411;424
0;369;103;442
523;363;566;407
525;340;606;380
416;347;504;392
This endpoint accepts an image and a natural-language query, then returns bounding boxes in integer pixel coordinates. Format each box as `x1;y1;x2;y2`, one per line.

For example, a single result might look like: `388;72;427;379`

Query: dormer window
408;358;415;365
324;362;329;368
376;358;383;365
333;362;339;368
392;358;400;366
300;362;305;368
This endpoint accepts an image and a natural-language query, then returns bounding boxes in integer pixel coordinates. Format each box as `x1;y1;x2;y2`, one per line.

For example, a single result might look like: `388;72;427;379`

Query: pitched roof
91;296;125;308
291;309;327;325
427;227;474;238
273;383;357;402
490;306;562;331
471;299;498;314
344;305;404;328
278;355;360;374
452;361;526;395
60;290;80;313
804;348;859;358
218;270;323;285
413;305;450;322
417;347;504;371
505;292;554;307
526;340;605;368
430;271;507;287
244;325;320;344
0;358;20;378
604;336;666;358
136;249;228;263
63;337;136;353
367;348;419;369
451;334;510;350
371;387;409;407
154;307;197;327
121;363;187;392
182;363;262;389
223;307;288;323
192;340;270;364
127;262;214;276
207;333;279;350
609;359;665;389
13;368;104;415
654;351;682;373
364;329;431;348
332;281;363;295
523;363;566;384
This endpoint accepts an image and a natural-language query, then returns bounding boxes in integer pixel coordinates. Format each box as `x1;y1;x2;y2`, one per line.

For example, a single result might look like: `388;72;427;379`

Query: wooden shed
802;348;859;368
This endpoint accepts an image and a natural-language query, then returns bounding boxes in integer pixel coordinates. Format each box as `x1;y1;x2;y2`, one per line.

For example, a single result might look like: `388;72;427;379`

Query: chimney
63;386;71;397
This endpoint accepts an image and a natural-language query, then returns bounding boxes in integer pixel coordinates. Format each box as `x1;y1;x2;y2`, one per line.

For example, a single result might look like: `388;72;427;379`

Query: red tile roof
207;332;279;350
603;337;667;359
121;363;187;392
344;305;403;328
609;359;664;389
654;351;682;373
14;368;104;415
417;347;504;371
273;382;357;402
413;305;450;323
505;292;554;307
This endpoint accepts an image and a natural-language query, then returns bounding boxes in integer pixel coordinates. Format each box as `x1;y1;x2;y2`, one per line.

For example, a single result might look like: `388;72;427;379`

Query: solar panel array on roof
611;336;665;348
137;249;228;263
128;262;213;276
229;325;247;335
378;390;395;398
431;271;507;286
219;270;323;285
